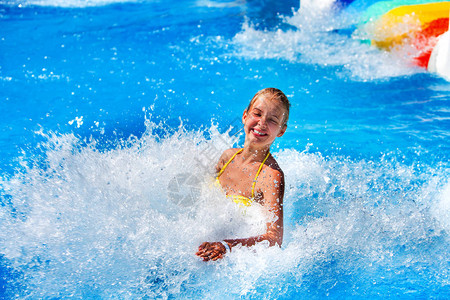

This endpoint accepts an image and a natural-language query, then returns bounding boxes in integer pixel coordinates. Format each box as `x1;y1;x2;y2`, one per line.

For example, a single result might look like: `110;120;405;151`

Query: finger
196;242;226;261
208;249;223;260
207;250;220;261
211;253;223;261
197;252;210;260
196;249;209;257
198;242;210;250
195;248;205;256
202;255;211;261
197;248;215;258
196;246;209;254
196;242;212;256
200;248;217;260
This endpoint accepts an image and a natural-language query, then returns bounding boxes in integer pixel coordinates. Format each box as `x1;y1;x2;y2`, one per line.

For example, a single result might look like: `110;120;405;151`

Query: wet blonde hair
247;88;290;125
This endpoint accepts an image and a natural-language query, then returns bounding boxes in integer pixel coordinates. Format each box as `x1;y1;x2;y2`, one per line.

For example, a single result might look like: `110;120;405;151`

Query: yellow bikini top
216;149;270;207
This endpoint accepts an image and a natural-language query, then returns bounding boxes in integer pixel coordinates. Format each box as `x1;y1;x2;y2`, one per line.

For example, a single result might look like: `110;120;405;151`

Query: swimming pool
1;0;449;298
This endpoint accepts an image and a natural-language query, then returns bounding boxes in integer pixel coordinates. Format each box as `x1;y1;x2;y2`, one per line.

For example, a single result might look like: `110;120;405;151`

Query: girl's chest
219;163;261;197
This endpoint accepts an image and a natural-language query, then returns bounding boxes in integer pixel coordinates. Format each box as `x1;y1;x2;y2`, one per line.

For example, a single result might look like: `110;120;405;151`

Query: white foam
195;0;245;8
432;181;450;232
0;119;448;297
229;1;418;81
0;120;272;297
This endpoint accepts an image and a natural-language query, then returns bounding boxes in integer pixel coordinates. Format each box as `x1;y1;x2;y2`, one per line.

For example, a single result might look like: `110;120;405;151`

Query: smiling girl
196;88;290;261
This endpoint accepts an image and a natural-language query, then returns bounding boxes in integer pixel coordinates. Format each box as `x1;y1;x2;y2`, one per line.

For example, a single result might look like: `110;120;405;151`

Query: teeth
254;129;265;135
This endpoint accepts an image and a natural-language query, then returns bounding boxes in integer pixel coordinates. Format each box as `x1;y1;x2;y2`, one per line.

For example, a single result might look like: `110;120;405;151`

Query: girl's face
242;95;287;148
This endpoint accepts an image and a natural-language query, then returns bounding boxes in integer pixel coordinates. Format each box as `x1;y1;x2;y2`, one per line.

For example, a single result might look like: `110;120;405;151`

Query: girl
196;88;290;261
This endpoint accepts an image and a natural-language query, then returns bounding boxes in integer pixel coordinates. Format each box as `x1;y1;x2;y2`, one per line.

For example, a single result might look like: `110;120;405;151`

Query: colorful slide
356;1;450;80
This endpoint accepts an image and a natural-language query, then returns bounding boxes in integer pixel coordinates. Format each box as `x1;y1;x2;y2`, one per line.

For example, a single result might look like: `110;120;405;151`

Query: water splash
0;119;449;298
229;0;419;81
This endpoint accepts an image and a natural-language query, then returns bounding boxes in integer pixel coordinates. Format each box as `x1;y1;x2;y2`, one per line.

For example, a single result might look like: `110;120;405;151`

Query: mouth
252;128;267;137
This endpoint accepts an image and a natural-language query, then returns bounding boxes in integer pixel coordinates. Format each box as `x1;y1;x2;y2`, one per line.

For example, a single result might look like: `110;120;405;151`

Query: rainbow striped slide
356;1;450;80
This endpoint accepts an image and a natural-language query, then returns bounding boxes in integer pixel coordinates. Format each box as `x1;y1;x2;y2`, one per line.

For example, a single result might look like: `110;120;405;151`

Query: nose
258;116;268;128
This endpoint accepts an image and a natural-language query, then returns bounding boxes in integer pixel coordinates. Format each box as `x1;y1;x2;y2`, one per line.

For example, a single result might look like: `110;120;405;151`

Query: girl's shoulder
221;147;241;159
216;148;240;172
265;154;285;179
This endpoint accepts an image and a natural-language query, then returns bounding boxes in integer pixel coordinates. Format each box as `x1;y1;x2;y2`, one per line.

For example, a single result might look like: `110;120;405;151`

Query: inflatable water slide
346;0;450;80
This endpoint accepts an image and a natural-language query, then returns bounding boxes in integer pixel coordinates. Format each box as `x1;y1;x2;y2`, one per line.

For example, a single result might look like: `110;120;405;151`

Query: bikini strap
216;149;243;179
251;151;270;198
217;148;270;199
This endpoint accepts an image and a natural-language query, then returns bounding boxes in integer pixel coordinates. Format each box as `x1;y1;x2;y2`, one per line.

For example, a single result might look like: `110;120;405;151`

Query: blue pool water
1;0;449;298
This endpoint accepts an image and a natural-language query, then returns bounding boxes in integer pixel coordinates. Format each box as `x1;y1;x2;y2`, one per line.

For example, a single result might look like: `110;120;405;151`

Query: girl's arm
196;168;284;261
224;168;284;247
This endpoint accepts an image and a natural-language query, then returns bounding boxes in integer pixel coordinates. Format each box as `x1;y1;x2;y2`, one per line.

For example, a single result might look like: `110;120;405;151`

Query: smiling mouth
252;129;267;136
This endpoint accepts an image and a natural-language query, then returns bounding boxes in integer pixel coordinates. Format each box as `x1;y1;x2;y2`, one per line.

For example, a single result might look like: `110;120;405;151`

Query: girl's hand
196;242;227;261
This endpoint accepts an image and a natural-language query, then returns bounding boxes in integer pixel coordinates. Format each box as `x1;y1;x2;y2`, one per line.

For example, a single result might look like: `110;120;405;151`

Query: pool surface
1;0;449;298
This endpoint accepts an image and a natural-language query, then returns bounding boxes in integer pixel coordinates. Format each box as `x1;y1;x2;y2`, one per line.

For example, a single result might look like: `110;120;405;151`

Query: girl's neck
240;143;270;163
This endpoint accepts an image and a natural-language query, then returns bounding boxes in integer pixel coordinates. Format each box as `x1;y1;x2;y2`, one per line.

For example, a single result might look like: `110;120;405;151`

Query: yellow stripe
384;2;450;25
371;2;450;49
216;149;243;179
251;151;270;198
